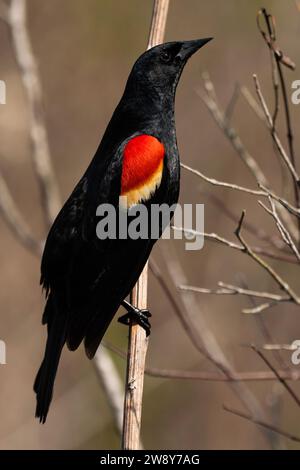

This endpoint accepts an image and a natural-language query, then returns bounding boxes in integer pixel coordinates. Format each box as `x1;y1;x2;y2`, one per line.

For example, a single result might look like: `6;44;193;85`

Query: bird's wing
41;132;165;294
40;133;165;355
40;138;124;295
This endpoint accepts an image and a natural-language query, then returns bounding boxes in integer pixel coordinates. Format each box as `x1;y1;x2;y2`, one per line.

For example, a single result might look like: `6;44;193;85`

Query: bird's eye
160;50;172;63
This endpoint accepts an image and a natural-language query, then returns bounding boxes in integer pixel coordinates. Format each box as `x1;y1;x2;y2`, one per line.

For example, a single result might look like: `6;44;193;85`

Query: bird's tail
34;295;67;423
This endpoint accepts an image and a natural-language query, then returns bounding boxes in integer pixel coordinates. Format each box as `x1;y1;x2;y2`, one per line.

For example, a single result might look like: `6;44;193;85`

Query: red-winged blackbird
34;38;212;422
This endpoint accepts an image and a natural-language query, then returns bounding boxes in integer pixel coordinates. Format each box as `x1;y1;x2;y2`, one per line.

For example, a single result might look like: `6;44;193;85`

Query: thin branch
236;274;287;369
224;83;240;124
253;74;300;185
260;184;300;219
223;404;300;443
257;8;300;237
240;85;266;122
201;191;282;248
259;198;300;262
260;8;298;177
199;71;298;239
256;9;296;70
242;302;276;314
198;75;268;186
235;211;300;305
179;283;290;303
181;162;266;196
182;162;300;226
146;367;300;383
172;226;297;264
7;0;61;227
263;343;298;351
105;341;300;383
0;170;42;256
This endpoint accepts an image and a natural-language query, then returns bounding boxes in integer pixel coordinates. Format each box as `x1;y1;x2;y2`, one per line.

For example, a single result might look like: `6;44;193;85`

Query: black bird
34;38;212;422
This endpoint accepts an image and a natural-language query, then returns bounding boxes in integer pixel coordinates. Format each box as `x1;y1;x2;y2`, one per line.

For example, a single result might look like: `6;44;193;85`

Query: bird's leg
118;299;152;336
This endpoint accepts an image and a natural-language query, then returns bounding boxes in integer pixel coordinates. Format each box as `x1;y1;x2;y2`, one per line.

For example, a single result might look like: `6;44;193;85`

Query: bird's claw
118;305;151;336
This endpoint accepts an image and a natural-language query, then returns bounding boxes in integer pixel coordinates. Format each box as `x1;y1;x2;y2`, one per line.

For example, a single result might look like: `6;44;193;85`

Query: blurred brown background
0;0;300;450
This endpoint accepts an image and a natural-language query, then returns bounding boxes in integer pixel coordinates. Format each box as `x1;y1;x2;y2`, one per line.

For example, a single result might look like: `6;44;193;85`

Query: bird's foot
118;300;152;336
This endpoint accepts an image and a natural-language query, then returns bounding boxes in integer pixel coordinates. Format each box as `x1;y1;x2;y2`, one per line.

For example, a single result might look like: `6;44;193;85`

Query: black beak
178;38;213;61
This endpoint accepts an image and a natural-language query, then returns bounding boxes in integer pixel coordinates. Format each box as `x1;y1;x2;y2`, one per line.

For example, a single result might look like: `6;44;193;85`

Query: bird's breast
120;134;165;208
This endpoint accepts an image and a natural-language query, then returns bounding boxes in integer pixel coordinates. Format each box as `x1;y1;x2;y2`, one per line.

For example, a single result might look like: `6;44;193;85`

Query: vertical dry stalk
122;0;169;451
122;264;149;449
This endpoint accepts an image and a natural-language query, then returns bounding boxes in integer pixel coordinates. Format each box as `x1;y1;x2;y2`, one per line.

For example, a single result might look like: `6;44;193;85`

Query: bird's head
125;38;213;100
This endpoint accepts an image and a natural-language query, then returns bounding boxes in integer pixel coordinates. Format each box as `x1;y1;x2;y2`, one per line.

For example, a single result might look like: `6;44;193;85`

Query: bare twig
201;191;279;246
172;226;297;264
263;343;299;351
198;74;268;186
242;302;276;314
181;162;266;196
253;74;300;185
224;83;240;124
240;85;266;122
7;0;61;227
182;162;300;227
234;211;300;305
0;170;42;255
105;341;300;383
146;367;300;383
122;0;170;451
223;404;300;443
257;8;300;238
258;8;297;168
198;71;298;239
260;184;300;219
259;198;300;262
256;9;296;70
180;283;290;303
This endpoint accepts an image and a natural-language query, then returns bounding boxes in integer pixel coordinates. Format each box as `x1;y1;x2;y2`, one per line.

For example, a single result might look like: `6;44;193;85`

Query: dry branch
235;211;300;305
253;74;299;185
105;340;300;383
198;72;268;186
7;0;61;227
223;404;300;443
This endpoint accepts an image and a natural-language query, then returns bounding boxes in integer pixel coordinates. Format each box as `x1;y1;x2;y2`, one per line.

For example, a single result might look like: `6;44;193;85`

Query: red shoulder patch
121;134;165;194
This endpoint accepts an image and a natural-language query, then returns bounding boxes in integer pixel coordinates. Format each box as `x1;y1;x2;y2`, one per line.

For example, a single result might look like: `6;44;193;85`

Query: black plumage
34;38;212;422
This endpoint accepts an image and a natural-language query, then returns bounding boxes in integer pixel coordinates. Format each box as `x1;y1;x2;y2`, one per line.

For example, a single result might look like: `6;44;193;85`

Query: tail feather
34;295;66;423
